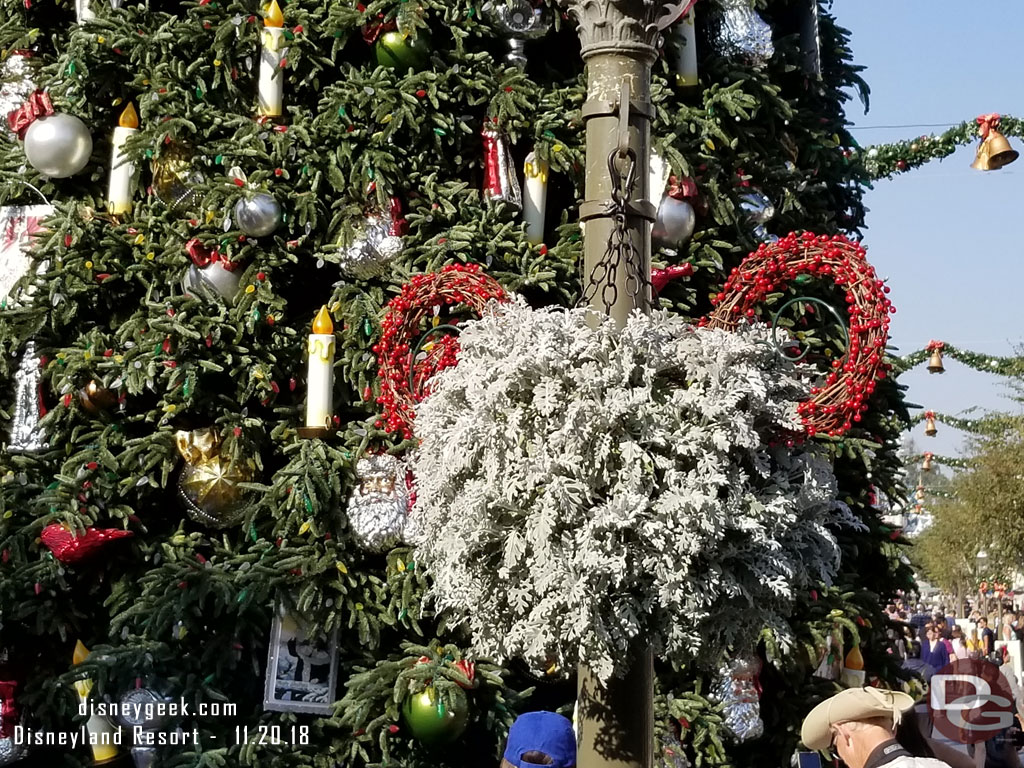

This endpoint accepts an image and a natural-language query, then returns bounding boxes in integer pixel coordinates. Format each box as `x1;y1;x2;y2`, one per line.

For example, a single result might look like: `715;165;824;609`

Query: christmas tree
0;1;915;767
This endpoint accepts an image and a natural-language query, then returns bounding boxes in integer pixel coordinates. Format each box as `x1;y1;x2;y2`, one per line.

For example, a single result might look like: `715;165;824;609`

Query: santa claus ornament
345;454;410;553
712;657;764;742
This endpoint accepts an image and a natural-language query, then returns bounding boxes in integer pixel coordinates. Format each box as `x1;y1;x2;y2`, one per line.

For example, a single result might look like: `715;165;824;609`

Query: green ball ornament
375;30;432;71
401;685;468;745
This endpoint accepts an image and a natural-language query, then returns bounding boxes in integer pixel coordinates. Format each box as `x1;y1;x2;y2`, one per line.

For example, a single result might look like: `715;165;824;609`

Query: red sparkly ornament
40;524;133;564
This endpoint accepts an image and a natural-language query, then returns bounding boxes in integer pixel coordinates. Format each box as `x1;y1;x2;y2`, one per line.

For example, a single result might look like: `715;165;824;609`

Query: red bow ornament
185;238;241;272
8;90;53;140
977;113;1002;139
40;524;133;564
651;263;694;294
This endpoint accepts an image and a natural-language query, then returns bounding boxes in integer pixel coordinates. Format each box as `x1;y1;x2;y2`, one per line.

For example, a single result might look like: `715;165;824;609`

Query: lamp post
558;3;683;767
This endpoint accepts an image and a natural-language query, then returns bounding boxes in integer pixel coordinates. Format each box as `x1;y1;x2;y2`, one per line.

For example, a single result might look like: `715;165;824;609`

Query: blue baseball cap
503;711;576;768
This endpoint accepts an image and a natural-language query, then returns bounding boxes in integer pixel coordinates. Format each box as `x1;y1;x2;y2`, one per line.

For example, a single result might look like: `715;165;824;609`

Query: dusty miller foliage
407;299;847;681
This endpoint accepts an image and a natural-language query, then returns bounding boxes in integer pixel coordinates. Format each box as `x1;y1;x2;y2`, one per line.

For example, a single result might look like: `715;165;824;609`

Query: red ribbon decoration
184;238;241;272
651;264;694;294
387;196;408;237
361;15;395;45
977;113;1001;139
8;90;53;140
926;340;944;352
667;175;698;200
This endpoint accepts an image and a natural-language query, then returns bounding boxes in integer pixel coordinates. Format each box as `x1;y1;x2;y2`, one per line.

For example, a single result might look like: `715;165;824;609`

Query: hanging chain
580;148;652;313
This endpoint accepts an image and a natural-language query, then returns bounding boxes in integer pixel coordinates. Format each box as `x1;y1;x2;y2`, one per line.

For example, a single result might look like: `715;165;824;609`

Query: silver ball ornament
182;262;242;302
739;190;775;225
652;196;696;249
23;113;92;178
234;193;282;237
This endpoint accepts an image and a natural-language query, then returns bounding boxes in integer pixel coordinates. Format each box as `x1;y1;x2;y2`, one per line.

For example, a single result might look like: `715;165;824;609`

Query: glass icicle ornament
8;342;45;453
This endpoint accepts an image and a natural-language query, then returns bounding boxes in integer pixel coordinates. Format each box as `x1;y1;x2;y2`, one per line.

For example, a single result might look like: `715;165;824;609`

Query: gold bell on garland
922;452;933;472
971;114;1019;171
175;428;254;529
924;412;938;437
927;347;945;374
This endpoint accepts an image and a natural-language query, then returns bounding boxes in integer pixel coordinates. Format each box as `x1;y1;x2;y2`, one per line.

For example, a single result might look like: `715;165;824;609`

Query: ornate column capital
559;0;681;60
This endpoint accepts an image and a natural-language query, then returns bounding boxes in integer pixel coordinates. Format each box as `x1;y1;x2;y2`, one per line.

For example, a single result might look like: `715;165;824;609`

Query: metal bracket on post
579;79;656;224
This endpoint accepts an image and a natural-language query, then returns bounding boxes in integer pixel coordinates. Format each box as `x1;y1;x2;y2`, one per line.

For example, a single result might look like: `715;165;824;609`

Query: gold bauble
175;429;254;528
152;145;202;212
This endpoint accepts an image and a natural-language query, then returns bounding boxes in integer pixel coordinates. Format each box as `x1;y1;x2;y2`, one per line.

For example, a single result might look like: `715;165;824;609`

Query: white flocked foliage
407;298;846;681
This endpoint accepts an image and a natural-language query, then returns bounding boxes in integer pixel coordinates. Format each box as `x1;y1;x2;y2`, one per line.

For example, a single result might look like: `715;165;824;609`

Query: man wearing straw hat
801;687;953;768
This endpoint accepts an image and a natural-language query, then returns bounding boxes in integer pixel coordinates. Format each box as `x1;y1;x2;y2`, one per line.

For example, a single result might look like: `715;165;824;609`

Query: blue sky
838;1;1024;458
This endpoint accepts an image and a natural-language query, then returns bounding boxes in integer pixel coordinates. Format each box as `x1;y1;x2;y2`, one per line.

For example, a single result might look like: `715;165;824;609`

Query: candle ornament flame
118;102;139;129
264;0;284;28
312;305;333;334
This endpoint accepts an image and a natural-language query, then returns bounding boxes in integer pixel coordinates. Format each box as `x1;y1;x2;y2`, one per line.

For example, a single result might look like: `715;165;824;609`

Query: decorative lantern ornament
924;411;937;437
182;238;243;301
401;685;469;745
972;114;1018;172
234;193;282;237
175;429;255;528
710;0;774;68
375;28;432;71
712;657;764;742
114;687;172;768
337;198;406;279
345;454;409;553
9;91;92;178
483;0;550;68
152;144;202;212
922;452;933;472
927;341;945;374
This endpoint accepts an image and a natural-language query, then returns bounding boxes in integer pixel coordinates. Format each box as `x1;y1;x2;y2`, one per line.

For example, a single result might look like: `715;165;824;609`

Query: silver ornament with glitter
8;342;46;453
710;0;774;68
345;454;409;552
483;0;550;68
234;193;282;238
712;657;764;742
338;214;403;280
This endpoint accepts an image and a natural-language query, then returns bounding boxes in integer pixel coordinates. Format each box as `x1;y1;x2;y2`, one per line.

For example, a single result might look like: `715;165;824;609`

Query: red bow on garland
926;340;944;352
184;238;241;271
7;90;53;140
977;113;1002;139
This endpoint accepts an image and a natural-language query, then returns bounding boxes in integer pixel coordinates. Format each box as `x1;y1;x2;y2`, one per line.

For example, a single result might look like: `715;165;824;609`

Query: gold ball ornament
175;429;254;528
152;145;202;212
401;685;469;745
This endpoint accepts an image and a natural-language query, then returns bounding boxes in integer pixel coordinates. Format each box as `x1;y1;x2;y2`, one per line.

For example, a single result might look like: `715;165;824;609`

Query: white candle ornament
72;641;121;765
258;0;286;117
75;0;95;22
671;10;698;87
106;102;138;215
522;151;548;245
305;305;335;429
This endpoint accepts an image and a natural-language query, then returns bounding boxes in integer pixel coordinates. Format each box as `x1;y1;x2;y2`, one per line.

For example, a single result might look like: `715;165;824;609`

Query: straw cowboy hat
801;687;915;751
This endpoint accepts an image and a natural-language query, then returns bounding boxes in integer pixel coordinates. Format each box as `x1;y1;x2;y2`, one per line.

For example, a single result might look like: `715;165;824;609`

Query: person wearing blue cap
501;711;576;768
